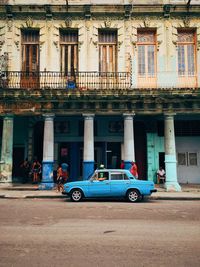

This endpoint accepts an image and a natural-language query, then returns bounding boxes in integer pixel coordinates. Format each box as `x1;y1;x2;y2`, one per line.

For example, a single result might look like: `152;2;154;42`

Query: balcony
0;71;198;90
0;71;130;90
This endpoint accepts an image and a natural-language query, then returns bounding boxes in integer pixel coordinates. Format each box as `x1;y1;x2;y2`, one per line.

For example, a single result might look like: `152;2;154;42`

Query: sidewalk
0;183;200;200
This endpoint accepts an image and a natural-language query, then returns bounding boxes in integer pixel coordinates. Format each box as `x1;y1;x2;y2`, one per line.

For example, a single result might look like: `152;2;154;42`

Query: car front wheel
70;189;83;202
126;189;140;202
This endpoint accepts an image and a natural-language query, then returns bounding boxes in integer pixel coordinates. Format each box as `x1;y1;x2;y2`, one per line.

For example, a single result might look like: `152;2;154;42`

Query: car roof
96;169;130;173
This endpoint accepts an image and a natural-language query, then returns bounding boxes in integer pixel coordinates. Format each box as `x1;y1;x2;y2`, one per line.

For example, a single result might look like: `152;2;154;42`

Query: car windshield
90;173;97;181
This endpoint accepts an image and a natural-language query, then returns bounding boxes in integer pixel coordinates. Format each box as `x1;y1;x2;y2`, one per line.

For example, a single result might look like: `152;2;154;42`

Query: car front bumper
62;191;69;195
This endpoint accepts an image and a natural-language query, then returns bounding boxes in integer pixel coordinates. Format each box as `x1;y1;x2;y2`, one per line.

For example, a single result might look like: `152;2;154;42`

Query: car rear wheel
70;189;83;202
126;189;140;202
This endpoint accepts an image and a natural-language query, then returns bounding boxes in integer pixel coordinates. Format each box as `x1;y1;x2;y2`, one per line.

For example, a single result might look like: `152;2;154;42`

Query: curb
0;194;66;199
150;196;200;201
0;194;200;200
25;195;66;199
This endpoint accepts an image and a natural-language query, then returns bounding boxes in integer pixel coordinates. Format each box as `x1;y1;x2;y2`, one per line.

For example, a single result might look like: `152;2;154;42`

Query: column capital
164;112;176;119
123;112;135;119
42;113;55;120
82;113;95;120
3;114;14;119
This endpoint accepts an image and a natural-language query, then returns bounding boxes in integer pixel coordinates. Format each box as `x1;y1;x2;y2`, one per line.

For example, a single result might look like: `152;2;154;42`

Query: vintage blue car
63;169;157;202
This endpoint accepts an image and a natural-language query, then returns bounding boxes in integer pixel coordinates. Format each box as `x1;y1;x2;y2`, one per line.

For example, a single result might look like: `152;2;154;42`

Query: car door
110;171;130;197
88;171;111;197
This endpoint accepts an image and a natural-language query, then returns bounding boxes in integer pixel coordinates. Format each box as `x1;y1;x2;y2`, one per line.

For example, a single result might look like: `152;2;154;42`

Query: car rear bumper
150;189;157;193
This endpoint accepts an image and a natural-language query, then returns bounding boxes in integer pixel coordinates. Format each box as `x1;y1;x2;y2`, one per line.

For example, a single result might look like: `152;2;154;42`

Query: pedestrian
130;161;138;179
31;158;41;183
56;163;69;192
20;158;30;183
157;166;166;184
120;160;125;169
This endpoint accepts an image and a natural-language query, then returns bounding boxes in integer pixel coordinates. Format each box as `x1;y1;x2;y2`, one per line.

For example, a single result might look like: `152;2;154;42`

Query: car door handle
105;182;110;185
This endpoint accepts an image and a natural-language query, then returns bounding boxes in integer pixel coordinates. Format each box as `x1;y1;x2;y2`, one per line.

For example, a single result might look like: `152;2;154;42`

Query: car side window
98;172;109;180
124;174;129;180
111;173;128;180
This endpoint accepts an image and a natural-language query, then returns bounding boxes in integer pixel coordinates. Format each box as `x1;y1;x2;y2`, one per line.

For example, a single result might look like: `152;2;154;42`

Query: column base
0;182;12;187
0;169;12;183
83;161;94;180
39;182;55;190
164;181;181;192
40;161;54;190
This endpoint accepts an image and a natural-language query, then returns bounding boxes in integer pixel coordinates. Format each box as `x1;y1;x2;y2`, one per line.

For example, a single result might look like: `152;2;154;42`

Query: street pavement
0;183;200;200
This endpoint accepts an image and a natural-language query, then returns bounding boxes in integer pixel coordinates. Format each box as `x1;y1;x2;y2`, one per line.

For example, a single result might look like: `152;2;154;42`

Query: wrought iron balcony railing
0;71;198;90
0;71;131;90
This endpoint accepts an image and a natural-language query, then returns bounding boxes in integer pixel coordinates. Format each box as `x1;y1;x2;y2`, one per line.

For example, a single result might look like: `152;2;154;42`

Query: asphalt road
0;198;200;267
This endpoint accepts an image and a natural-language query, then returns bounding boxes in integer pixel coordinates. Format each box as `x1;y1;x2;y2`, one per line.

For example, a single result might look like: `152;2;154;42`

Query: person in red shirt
120;160;125;169
130;161;138;179
56;163;69;192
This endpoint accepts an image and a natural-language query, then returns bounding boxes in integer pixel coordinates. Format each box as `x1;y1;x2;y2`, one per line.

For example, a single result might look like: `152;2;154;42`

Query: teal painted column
164;113;181;191
123;113;135;170
83;114;95;180
39;114;55;190
147;133;156;183
0;115;14;183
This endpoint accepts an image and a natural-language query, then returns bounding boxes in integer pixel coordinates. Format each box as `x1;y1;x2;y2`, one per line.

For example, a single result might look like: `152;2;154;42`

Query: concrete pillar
123;113;135;170
164;113;181;191
83;114;94;180
39;114;55;190
0;115;14;183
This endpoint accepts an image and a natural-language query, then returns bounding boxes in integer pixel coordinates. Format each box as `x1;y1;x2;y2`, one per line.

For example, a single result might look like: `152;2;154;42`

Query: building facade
0;0;200;190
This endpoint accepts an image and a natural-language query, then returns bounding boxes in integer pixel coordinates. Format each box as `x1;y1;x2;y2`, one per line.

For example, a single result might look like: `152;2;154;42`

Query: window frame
137;29;157;77
177;29;197;77
98;29;118;73
59;29;79;75
177;152;198;166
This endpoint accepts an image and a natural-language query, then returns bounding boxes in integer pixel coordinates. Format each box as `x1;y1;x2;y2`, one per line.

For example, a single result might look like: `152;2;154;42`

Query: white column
123;113;135;168
0;115;14;183
83;113;95;180
43;114;54;162
39;114;55;190
83;114;94;162
164;113;181;191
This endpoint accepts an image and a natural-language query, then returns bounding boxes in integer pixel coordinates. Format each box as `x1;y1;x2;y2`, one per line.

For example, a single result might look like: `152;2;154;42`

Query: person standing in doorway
31;158;41;183
157;166;166;184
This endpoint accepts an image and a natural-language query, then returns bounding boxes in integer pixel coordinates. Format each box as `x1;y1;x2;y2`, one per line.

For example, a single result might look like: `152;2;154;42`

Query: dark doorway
59;143;70;172
12;147;25;180
106;142;121;169
159;152;165;169
33;121;44;163
94;142;105;170
134;122;147;180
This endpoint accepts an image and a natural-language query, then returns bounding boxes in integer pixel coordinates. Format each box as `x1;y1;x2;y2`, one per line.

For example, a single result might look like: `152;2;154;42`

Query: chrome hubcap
72;190;82;201
129;191;138;202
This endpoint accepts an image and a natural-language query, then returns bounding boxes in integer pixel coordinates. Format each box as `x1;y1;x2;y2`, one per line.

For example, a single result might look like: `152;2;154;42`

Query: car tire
70;189;83;202
126;189;140;202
